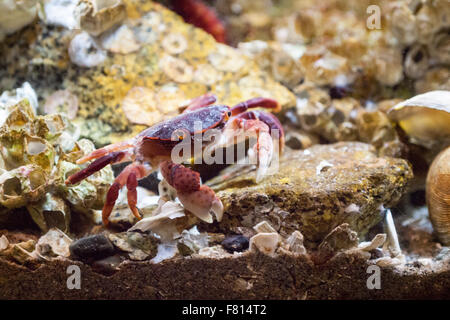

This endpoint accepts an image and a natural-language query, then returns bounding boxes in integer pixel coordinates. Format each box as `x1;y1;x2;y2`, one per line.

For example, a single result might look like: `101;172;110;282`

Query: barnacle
100;25;141;54
76;0;127;36
0;85;113;231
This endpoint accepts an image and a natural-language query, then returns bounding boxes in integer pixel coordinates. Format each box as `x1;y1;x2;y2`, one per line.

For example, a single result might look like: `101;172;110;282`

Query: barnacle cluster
219;0;450;157
0;85;114;232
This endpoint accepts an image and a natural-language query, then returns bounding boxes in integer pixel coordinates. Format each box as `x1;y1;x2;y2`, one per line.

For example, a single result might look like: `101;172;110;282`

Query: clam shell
426;146;450;245
387;91;450;146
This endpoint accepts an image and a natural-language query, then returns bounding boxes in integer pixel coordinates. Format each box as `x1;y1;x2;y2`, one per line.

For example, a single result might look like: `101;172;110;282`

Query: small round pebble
69;234;115;263
221;235;249;253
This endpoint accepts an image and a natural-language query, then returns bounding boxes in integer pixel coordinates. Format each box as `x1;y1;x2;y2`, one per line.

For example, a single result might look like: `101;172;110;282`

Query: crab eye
227;111;232;117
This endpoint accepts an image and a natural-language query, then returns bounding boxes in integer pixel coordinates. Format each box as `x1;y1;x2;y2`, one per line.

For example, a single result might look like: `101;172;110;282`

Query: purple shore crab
65;94;284;226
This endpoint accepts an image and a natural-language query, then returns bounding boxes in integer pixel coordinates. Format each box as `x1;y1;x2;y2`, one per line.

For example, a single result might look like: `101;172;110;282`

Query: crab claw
248;130;274;183
178;186;224;223
160;161;224;223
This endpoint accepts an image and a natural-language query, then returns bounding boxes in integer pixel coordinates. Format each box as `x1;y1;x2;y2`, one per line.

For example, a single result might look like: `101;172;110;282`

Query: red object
172;0;227;43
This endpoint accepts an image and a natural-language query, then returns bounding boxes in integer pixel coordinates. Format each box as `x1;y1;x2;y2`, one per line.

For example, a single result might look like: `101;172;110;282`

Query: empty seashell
387;91;450;148
426;146;450;245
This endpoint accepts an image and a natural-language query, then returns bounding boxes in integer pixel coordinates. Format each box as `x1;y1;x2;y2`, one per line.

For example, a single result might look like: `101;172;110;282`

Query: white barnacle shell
122;87;161;126
68;32;107;68
36;228;73;258
161;33;188;55
75;0;126;36
249;232;280;256
100;24;140;54
387;91;450;148
208;43;246;72
132;11;166;45
159;55;193;83
194;64;223;86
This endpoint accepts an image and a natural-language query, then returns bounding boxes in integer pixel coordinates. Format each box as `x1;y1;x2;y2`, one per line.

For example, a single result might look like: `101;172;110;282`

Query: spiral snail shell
426;146;450;245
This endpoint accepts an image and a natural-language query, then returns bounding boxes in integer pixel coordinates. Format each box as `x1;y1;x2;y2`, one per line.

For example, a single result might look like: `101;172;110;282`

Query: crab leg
217;111;282;182
236;118;274;182
76;139;135;164
65;151;127;185
182;93;217;113
102;162;152;225
160;160;223;223
231;97;281;116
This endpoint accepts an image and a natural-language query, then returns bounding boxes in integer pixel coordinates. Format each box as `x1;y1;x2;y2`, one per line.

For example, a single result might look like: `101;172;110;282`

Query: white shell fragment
0;0;38;41
43;0;79;29
75;0;127;36
285;231;306;255
68;32;107;68
0;82;38;116
316;160;333;175
253;220;277;234
0;235;9;251
358;233;387;252
36;228;73;258
249;232;280;256
129;200;185;241
43;90;79;120
151;241;178;264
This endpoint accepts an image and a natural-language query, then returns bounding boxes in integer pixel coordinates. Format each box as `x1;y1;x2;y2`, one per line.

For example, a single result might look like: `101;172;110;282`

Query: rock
0;239;37;265
312;223;359;264
0;0;295;147
208;142;413;247
69;234;115;263
108;231;159;261
221;235;249;253
91;255;124;276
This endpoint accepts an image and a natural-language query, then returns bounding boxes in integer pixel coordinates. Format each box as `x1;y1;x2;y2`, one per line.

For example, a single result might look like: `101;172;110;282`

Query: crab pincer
160;161;223;222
